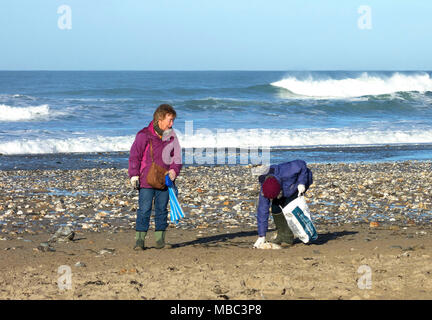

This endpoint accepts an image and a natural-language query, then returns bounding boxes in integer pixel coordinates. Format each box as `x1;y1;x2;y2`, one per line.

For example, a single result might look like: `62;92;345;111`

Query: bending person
253;160;313;248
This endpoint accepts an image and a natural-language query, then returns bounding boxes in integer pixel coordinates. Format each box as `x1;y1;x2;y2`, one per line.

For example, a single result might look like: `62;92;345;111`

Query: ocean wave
0;135;135;155
45;87;167;96
177;127;432;148
180;97;269;111
0;94;37;101
271;72;432;99
1;128;432;155
0;104;54;122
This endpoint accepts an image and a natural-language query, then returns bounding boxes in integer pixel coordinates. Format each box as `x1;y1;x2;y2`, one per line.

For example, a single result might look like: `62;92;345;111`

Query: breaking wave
0;104;62;122
1;127;432;155
271;72;432;98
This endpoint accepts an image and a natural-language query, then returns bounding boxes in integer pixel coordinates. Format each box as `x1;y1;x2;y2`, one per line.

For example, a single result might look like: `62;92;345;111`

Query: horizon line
1;69;431;72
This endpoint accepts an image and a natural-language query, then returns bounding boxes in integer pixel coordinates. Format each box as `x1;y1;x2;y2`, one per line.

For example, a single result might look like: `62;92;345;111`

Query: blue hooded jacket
257;160;313;237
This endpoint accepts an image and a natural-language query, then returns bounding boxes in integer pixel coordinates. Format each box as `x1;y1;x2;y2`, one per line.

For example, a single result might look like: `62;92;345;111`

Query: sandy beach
0;161;431;300
2;0;432;304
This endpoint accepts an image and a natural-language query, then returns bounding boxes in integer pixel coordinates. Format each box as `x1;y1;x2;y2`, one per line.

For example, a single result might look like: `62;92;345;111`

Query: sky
0;0;431;70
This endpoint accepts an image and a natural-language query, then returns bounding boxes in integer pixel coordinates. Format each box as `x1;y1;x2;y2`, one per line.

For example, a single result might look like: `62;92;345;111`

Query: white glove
297;184;305;195
130;176;139;189
168;169;176;181
253;236;266;248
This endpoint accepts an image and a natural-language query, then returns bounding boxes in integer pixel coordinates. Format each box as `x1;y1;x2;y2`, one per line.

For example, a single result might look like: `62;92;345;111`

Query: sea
1;71;432;170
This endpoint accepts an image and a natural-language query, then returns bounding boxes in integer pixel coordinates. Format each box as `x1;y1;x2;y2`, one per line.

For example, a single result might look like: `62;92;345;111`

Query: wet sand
1;224;431;300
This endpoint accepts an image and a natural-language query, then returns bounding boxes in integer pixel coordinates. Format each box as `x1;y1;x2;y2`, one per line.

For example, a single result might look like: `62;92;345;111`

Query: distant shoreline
1;144;432;171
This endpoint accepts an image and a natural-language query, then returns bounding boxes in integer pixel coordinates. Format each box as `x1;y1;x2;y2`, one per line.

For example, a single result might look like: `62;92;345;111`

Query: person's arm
128;132;148;178
169;131;182;179
257;191;271;237
295;160;309;186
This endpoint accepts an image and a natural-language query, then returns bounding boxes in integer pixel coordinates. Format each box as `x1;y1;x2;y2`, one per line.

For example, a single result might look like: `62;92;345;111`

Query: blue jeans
136;188;169;232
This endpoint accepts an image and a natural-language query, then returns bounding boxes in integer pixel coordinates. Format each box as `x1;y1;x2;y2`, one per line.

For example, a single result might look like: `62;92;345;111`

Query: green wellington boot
154;230;172;249
272;212;294;247
134;231;147;250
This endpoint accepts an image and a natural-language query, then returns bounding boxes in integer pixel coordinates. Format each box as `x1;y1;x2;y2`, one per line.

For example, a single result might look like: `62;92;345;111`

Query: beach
0;161;431;300
2;1;432;303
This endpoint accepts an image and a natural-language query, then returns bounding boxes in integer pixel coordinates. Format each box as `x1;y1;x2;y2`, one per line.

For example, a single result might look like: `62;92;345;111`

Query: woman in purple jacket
128;104;182;250
253;160;313;248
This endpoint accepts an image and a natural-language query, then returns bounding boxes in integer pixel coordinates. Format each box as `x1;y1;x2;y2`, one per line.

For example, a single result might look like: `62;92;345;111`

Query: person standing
128;104;182;250
253;160;313;248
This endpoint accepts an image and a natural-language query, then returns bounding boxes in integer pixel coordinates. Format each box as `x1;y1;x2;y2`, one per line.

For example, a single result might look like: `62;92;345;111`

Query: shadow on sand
170;229;358;248
171;230;258;249
299;230;358;246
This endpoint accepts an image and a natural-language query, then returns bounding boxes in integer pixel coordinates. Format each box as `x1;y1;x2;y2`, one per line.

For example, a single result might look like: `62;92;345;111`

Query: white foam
0;135;135;155
0;104;52;121
271;72;432;98
177;127;432;149
0;94;36;101
1;128;432;155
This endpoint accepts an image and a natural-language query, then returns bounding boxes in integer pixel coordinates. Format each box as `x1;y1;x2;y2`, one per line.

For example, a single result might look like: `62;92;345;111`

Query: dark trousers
136;187;169;232
271;193;298;215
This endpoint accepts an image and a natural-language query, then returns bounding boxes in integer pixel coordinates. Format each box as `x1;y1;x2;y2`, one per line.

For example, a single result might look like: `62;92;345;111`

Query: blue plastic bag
165;175;185;224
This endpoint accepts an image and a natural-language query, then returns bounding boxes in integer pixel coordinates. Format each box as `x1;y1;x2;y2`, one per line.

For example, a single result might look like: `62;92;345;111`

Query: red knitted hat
262;176;281;199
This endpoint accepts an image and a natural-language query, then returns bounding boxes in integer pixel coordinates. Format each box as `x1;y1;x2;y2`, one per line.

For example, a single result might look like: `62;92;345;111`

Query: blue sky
0;0;431;70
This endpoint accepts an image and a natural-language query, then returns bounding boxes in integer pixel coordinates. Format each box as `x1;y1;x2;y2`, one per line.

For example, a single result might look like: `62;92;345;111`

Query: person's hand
253;236;266;248
130;176;139;190
165;174;173;187
297;184;305;195
168;169;176;181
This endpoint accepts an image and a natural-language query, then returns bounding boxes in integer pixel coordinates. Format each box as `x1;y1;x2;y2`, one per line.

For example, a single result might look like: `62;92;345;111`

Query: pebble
75;262;87;267
369;222;379;228
37;242;56;252
48;226;75;243
390;245;403;249
99;248;115;255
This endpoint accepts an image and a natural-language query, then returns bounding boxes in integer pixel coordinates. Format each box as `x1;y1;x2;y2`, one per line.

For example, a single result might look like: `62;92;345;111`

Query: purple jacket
128;121;182;188
257;160;313;237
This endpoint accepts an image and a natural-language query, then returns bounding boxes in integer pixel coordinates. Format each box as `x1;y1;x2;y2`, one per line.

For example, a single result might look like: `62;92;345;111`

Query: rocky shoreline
0;161;431;238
